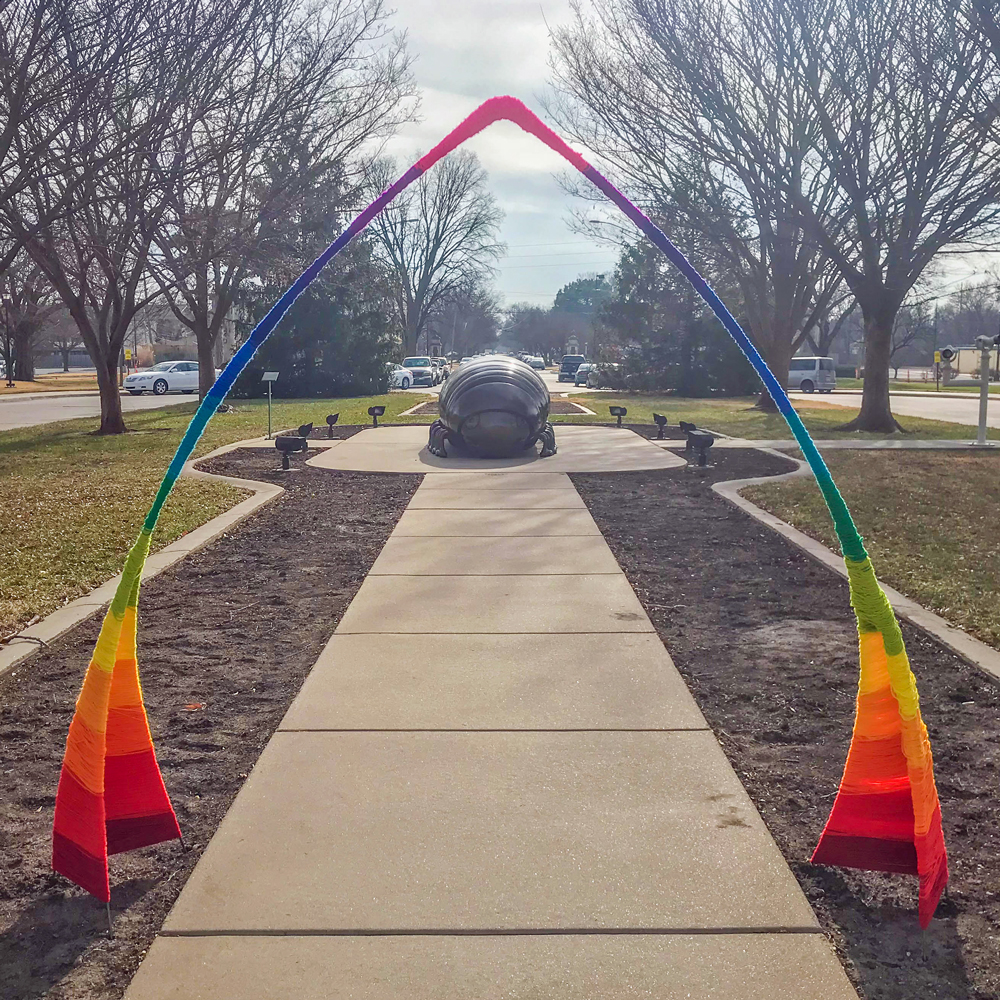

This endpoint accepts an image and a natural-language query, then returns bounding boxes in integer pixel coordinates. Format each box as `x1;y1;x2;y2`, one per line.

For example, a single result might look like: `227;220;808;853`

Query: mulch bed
572;452;1000;1000
0;444;419;1000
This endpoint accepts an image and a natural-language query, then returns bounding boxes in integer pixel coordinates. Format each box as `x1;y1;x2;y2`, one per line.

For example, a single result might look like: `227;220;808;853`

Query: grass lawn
743;451;1000;650
558;393;1000;440
0;372;101;394
0;393;432;639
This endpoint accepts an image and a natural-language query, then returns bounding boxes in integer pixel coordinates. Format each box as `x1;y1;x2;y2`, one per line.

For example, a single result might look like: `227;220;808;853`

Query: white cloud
378;0;615;306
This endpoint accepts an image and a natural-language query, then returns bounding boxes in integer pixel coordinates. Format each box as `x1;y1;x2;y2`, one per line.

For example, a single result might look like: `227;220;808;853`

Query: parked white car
124;361;204;395
387;363;412;389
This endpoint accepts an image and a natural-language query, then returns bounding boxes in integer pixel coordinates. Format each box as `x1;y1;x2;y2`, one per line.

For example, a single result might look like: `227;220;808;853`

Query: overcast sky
381;0;618;307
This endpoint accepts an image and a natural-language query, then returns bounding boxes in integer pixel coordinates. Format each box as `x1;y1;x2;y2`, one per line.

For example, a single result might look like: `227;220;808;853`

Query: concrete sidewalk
125;464;857;998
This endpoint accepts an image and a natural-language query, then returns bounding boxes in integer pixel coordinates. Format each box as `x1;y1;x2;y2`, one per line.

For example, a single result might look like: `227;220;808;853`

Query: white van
787;356;836;393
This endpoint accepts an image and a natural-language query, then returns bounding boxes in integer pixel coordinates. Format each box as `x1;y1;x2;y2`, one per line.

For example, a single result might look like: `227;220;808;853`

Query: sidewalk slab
336;575;654;634
370;535;621;576
307;425;686;473
162;731;818;933
407;488;585;509
419;471;574;489
127;933;856;1000
392;507;601;536
279;633;707;730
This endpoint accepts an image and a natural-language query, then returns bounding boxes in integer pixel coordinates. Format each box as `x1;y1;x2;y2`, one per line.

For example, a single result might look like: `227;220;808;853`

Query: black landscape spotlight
326;413;340;437
274;433;308;471
679;420;715;465
609;405;627;428
298;422;313;439
652;413;668;439
368;405;386;427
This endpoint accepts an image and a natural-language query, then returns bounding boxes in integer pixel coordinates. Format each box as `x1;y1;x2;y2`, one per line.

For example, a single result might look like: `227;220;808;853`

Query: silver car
788;357;836;393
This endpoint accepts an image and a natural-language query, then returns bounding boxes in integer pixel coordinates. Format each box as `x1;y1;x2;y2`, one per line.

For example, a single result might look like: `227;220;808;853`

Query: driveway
817;390;1000;430
0;392;192;432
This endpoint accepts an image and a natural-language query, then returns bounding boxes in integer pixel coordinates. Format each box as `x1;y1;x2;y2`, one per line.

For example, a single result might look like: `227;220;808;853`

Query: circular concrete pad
308;425;686;473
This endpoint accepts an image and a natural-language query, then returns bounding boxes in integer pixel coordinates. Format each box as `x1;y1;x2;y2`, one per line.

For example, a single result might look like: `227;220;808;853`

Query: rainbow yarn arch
53;96;947;925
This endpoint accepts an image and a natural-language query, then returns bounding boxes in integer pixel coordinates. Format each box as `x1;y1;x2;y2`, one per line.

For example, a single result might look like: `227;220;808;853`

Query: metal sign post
972;338;995;447
262;371;279;439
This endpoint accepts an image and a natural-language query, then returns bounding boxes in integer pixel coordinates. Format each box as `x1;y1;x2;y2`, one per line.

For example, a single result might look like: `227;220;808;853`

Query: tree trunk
94;356;127;434
197;325;219;399
13;323;36;381
61;348;70;371
837;307;902;433
403;314;419;356
755;338;794;412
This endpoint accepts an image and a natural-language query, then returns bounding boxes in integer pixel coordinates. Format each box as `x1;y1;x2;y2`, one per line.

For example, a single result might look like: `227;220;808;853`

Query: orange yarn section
53;604;180;901
812;559;948;928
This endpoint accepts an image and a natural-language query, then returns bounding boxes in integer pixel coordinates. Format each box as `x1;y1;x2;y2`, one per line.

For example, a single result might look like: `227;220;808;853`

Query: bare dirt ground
0;443;419;999
573;450;1000;1000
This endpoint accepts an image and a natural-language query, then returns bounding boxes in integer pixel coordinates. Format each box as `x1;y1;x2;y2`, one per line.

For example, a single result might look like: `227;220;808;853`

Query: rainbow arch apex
414;96;593;175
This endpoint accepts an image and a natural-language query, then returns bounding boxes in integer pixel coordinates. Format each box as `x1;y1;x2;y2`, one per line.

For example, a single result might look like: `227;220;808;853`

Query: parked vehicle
401;356;437;386
557;354;587;382
528;356;546;370
787;356;837;393
460;356;474;364
587;362;620;388
124;360;207;395
431;357;449;382
387;363;412;389
574;362;593;386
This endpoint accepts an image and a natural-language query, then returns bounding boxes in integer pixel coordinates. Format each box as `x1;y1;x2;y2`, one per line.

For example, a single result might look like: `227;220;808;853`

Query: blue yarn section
141;164;424;534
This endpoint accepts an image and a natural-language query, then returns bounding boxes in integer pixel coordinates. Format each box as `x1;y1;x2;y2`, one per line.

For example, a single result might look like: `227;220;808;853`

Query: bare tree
0;252;57;380
38;312;86;372
803;296;856;359
149;0;415;398
782;0;1000;431
0;0;143;275
549;0;845;409
367;150;504;355
427;282;502;357
1;0;325;432
889;301;934;378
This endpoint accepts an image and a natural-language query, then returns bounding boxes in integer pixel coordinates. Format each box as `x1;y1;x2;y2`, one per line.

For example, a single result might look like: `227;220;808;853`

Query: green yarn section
109;529;153;618
779;405;868;563
845;556;905;656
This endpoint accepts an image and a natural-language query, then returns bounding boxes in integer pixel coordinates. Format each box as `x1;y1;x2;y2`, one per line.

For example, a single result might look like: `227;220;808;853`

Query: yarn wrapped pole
53;95;946;926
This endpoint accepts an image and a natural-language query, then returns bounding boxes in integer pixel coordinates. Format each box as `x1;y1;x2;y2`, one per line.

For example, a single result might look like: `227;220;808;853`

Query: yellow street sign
124;348;132;361
934;350;941;363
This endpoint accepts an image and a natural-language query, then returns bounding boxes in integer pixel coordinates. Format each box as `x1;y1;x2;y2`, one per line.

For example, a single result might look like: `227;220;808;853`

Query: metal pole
267;381;272;440
976;344;990;446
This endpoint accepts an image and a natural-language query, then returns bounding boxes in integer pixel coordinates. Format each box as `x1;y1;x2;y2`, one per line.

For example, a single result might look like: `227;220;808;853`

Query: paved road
816;390;1000;429
0;392;193;432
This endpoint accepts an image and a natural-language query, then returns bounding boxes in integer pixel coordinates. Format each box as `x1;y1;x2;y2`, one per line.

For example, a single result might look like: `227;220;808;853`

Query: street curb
0;390;101;401
0;436;285;680
713;452;1000;685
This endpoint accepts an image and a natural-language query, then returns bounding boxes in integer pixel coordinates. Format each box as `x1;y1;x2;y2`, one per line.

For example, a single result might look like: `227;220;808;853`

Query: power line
500;260;619;269
502;239;606;249
501;249;619;260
